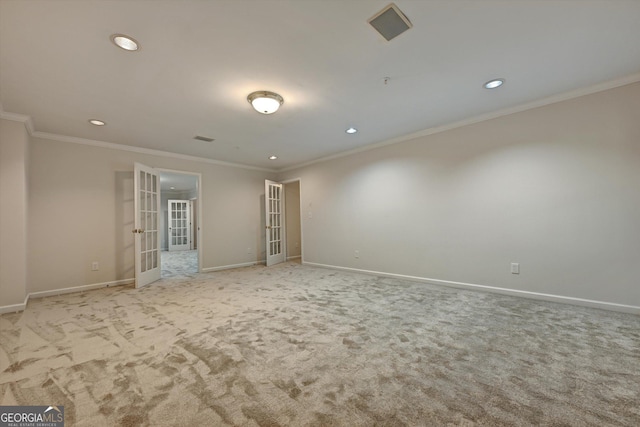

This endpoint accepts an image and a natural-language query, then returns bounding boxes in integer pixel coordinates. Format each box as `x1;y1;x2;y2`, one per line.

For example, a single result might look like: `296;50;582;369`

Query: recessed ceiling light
247;91;284;114
170;187;175;190
345;127;358;134
89;119;106;126
484;78;505;89
111;34;139;51
269;155;278;160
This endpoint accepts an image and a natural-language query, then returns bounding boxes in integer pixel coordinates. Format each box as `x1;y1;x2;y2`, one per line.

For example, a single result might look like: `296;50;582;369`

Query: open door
134;163;161;287
265;180;286;266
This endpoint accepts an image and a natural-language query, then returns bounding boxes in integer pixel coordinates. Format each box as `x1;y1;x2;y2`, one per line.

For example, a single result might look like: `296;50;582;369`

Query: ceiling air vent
194;135;215;142
368;3;412;42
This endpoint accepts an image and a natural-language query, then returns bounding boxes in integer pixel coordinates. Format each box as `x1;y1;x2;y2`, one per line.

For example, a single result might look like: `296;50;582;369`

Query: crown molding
30;131;276;172
4;71;640;175
0;106;35;135
0;101;275;173
278;71;640;173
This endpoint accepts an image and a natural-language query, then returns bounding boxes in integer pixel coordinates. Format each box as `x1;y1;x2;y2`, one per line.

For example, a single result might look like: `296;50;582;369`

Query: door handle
131;228;145;234
266;225;272;229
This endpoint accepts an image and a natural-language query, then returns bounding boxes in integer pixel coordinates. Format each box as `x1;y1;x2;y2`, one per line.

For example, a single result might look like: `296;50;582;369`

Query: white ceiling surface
2;1;640;171
160;172;197;192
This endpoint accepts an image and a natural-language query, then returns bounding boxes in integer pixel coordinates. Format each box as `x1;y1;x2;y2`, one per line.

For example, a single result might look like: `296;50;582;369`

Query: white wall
27;136;275;293
0;118;29;308
278;82;640;310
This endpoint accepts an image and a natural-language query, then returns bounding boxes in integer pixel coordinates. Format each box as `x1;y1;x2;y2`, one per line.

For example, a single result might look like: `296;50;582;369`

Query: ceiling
2;0;640;171
160;171;197;192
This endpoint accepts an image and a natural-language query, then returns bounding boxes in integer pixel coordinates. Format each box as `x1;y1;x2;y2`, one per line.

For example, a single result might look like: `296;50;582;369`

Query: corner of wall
0;117;30;309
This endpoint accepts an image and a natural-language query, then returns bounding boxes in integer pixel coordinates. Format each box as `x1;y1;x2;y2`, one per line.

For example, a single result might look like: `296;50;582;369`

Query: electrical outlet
247;247;252;254
354;250;360;259
511;263;520;274
91;262;99;271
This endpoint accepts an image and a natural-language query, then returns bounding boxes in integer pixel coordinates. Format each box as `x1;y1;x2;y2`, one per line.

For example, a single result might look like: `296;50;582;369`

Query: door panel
265;180;285;266
168;199;190;251
134;163;161;287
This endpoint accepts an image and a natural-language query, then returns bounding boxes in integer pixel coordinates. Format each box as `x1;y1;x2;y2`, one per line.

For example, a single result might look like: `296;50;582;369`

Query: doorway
264;178;302;267
283;180;302;263
160;170;201;278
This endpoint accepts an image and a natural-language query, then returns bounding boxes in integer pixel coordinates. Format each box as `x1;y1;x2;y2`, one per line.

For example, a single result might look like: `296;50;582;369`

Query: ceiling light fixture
89;119;106;126
111;34;139;51
484;78;505;89
247;91;284;114
345;127;358;134
269;155;278;160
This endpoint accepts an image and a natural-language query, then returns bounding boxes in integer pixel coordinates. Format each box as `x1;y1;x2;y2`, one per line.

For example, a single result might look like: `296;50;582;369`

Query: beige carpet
1;262;639;426
161;250;198;279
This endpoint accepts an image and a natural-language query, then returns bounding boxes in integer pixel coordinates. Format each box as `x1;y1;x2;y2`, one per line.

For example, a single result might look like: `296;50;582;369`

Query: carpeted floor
161;250;198;278
1;262;639;426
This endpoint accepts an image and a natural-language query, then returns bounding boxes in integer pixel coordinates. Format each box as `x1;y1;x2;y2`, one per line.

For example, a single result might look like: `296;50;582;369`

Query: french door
133;163;161;287
168;199;190;251
265;180;286;266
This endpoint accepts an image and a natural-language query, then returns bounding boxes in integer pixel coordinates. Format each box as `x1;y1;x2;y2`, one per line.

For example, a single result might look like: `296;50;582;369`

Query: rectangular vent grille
368;3;412;42
194;135;215;142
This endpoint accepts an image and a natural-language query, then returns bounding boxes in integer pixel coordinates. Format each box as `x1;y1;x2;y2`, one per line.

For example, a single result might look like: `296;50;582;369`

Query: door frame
157;168;203;273
281;178;303;263
189;198;197;250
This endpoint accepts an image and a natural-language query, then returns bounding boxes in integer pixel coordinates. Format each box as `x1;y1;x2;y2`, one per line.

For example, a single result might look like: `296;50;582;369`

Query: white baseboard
4;264;636;316
0;279;133;314
0;294;30;314
29;279;133;299
202;260;266;273
286;255;301;261
303;262;640;315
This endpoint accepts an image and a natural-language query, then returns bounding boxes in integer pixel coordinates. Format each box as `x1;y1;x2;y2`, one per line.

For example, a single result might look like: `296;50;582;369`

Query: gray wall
278;82;640;309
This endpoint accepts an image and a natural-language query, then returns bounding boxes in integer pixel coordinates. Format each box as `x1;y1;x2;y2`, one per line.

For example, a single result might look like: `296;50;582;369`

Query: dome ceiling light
111;34;139;51
484;78;505;89
247;91;284;114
